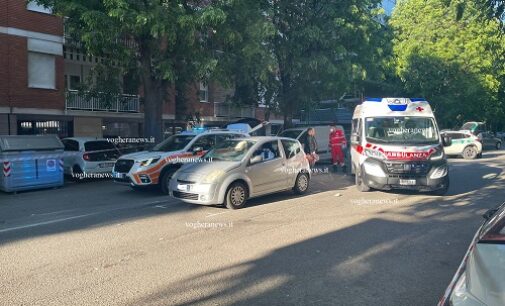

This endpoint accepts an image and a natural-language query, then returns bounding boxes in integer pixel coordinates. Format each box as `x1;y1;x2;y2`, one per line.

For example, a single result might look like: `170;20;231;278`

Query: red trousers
331;145;345;166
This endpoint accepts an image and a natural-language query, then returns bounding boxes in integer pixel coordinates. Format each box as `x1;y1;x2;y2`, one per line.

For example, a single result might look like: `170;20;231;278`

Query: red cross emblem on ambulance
416;107;424;112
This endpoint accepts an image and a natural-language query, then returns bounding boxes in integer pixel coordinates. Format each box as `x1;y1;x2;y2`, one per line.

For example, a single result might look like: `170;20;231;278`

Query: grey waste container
0;135;64;192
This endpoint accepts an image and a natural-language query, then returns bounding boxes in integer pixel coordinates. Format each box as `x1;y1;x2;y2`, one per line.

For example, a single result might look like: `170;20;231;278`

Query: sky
382;0;395;15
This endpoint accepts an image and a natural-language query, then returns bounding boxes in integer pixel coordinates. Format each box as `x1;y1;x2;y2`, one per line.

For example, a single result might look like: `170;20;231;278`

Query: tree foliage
212;0;385;126
39;0;226;141
390;0;505;128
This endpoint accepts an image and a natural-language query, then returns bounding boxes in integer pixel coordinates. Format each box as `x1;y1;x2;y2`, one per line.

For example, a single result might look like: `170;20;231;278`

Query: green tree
211;0;278;115
213;0;384;126
39;0;226;141
390;0;505;128
266;0;383;127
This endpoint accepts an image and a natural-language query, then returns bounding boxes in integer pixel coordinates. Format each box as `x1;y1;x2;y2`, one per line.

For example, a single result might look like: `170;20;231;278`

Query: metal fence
65;90;140;112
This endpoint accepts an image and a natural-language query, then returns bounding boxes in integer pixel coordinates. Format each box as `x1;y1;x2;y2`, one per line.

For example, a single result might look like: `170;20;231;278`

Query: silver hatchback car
169;136;311;209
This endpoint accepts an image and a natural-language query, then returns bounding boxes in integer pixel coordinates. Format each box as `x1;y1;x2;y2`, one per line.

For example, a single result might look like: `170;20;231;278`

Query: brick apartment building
0;0;282;139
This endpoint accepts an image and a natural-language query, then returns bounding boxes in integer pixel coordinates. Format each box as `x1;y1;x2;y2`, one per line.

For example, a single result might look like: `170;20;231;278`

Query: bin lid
0;135;64;152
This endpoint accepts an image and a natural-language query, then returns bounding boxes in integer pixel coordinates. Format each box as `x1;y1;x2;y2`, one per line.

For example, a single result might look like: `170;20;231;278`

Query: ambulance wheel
462;146;478;160
160;168;176;195
355;168;370;192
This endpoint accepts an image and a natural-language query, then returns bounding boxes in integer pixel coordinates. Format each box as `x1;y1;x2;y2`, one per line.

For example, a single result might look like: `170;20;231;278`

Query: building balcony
214;102;255;118
65;90;140;113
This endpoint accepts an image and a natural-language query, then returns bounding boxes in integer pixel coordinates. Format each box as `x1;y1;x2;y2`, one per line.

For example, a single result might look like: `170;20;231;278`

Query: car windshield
151;135;195;152
203;140;256;161
279;130;304;139
365;117;439;145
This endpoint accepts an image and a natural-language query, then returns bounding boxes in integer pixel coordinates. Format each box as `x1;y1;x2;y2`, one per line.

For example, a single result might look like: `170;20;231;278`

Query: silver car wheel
230;186;245;205
297;174;308;191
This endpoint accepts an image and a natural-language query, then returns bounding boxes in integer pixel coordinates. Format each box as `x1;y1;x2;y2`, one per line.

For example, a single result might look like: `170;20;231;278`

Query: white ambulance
350;98;451;195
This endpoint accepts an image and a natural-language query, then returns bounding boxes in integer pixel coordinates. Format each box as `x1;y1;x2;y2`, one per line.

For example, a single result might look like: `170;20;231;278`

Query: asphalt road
1;151;505;306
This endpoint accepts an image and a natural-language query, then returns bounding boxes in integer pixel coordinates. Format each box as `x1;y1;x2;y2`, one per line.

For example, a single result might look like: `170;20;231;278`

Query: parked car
62;137;120;179
112;129;249;194
169;136;311;209
496;131;505;141
278;125;332;162
479;131;502;150
441;131;482;159
438;202;505;306
461;121;486;136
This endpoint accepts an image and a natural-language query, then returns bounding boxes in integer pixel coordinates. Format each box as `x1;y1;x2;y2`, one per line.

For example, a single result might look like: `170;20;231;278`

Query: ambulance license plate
399;179;416;186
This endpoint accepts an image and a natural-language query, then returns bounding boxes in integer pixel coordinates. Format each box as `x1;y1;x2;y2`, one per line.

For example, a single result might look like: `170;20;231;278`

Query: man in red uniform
329;125;347;173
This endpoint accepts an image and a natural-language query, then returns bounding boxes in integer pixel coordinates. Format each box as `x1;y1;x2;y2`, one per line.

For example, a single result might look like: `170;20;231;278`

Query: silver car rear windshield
365;117;439;145
204;140;256;161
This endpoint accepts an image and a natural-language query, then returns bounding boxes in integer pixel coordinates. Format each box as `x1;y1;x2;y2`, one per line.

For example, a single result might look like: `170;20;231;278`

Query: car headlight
192;183;212;193
430;165;448;179
365;149;385;160
430;149;444;161
139;156;161;167
202;170;225;184
363;162;386;177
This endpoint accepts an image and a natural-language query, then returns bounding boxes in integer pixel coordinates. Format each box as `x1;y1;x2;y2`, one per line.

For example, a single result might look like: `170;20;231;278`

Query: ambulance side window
351;119;361;143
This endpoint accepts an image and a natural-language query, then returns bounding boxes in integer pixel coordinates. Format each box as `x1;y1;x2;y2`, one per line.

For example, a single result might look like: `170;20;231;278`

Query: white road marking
206;211;228;218
30;209;77;217
0;213;97;234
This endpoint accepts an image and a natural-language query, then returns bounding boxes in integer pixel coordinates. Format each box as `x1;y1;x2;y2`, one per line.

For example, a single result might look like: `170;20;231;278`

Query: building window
28;52;56;89
69;75;81;90
18;120;72;138
27;1;53;14
199;82;208;103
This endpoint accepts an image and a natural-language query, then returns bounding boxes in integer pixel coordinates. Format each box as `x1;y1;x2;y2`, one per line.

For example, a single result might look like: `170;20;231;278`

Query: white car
112;130;249;194
62;137;120;179
278;126;332;162
441;131;482;159
169;137;311;209
439;202;505;306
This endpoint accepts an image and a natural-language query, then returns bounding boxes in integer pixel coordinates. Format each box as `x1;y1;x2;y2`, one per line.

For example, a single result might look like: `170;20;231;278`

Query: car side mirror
442;135;452;147
192;146;203;155
249;155;263;165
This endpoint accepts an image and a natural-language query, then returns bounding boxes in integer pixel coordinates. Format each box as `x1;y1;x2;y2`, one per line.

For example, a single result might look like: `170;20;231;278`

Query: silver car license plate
177;184;191;191
399;179;416;186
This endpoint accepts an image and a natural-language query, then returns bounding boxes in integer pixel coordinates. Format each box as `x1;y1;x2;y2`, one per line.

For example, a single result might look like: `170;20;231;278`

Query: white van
278;125;333;162
350;98;451;195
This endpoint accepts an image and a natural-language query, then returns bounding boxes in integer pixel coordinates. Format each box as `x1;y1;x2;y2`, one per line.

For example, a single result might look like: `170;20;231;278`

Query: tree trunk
140;48;164;143
143;79;163;143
